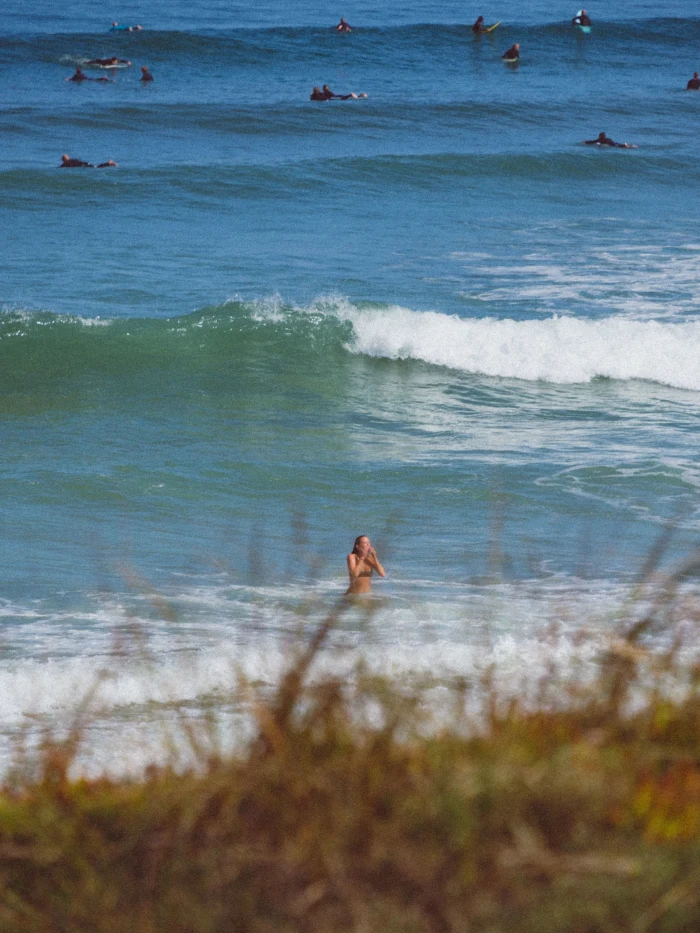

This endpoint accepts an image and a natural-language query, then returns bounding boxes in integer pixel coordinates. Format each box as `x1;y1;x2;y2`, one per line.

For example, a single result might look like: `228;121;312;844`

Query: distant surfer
584;132;636;148
336;17;352;32
66;67;110;82
687;72;700;90
472;16;486;34
140;65;154;82
110;22;142;31
60;154;117;167
310;85;367;100
346;535;386;596
572;9;592;26
86;56;131;67
502;43;519;62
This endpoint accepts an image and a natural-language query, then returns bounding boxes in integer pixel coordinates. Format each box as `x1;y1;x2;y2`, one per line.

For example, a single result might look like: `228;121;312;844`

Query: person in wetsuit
86;56;131;66
322;84;355;99
336;17;352;32
687;72;700;90
66;67;110;82
140;66;154;82
572;9;592;26
310;85;362;100
502;42;519;61
584;132;635;148
472;16;486;34
346;535;386;595
60;154;117;167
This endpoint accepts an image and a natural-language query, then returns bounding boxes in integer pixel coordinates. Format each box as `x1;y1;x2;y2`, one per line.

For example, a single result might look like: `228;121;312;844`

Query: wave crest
336;304;700;391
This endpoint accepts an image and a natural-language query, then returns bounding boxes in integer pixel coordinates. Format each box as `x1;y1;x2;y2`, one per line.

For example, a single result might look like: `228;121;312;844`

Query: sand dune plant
2;556;700;932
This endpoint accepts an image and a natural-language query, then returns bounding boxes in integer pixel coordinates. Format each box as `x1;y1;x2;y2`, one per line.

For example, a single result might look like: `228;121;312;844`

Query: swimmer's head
476;15;484;22
352;535;370;556
61;154;70;164
112;21;118;26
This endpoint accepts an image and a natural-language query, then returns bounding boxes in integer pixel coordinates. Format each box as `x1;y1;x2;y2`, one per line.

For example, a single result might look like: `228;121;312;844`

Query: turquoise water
1;0;699;772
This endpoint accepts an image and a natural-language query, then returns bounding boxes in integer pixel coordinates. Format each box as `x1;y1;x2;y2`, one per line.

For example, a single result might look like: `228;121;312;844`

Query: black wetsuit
573;14;592;26
585;136;626;148
61;158;93;167
687;77;700;90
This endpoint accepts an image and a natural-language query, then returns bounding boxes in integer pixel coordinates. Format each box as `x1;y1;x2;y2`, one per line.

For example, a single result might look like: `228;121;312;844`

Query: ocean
1;0;699;774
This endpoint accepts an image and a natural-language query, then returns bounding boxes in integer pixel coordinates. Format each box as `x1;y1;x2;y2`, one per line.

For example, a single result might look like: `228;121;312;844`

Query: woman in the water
346;535;386;595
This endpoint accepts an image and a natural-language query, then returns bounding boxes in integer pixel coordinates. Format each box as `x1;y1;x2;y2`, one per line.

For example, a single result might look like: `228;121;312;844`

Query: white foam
337;307;700;392
0;575;696;778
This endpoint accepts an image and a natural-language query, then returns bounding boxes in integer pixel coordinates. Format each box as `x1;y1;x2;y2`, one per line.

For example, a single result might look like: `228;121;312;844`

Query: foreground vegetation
2;557;700;932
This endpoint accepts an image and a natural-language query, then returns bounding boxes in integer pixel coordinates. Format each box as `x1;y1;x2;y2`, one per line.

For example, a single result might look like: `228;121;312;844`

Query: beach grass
2;557;700;931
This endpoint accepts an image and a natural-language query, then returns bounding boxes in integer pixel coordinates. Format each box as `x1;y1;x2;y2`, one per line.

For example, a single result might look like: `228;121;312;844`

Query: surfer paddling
66;67;110;82
110;22;142;32
346;535;386;595
310;85;367;100
60;154;117;167
86;56;131;67
584;132;637;148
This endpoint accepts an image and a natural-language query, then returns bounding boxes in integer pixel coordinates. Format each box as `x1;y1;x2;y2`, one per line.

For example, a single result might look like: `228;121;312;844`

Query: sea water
1;0;699;774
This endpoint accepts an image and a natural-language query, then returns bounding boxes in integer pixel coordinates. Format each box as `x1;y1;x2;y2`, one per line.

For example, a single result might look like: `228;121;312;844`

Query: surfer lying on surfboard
86;57;132;67
66;67;110;82
310;85;368;100
60;154;117;167
584;132;637;149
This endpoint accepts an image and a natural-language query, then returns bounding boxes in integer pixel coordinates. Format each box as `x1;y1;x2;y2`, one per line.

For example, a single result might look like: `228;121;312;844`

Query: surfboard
484;22;501;33
83;61;132;69
573;11;591;32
